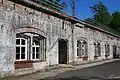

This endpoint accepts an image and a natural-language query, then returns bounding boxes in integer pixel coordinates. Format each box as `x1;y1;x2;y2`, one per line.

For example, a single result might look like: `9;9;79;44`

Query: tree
89;1;112;25
109;11;120;30
86;1;120;35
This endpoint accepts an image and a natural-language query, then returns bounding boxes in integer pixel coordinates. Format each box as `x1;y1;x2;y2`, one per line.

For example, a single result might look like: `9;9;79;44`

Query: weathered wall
0;0;75;77
74;26;120;63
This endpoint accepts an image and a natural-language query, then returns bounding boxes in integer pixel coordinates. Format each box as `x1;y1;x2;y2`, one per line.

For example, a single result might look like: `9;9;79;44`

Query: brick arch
16;27;46;37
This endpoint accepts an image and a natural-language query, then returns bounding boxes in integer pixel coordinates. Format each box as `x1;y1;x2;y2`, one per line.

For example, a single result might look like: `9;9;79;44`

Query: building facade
0;0;120;77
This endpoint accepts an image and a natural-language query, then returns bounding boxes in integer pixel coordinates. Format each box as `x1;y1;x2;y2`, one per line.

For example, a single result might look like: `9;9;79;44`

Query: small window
77;40;88;57
32;47;35;59
118;47;120;55
16;39;20;45
113;45;117;57
105;44;110;57
21;39;25;45
94;42;101;57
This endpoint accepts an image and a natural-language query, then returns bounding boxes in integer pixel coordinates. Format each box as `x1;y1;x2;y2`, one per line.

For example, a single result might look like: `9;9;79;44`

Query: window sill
15;60;47;64
94;55;98;57
94;56;99;59
32;60;46;63
77;56;88;60
15;60;33;64
15;60;46;69
105;55;110;58
105;55;110;56
77;56;82;59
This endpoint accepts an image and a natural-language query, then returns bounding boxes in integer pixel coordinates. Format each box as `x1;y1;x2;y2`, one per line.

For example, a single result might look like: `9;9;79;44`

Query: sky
62;0;120;20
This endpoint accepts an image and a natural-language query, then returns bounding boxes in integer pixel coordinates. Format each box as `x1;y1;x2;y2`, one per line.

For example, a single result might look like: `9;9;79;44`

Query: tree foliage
86;1;120;35
89;2;112;25
109;11;120;29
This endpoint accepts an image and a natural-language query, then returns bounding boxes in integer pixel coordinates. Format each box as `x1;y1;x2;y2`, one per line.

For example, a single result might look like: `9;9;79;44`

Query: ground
44;60;120;80
1;59;120;80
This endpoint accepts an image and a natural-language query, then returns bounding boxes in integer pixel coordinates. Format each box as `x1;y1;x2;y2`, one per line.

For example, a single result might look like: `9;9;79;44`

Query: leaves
89;1;112;25
86;1;120;35
109;11;120;30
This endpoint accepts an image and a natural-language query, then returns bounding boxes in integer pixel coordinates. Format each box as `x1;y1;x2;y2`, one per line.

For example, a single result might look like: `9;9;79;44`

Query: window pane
32;53;35;59
33;38;40;45
36;53;39;59
36;47;39;52
16;39;20;45
33;47;35;52
21;47;25;53
16;54;20;60
32;47;35;59
77;42;79;47
77;48;79;56
16;47;20;53
21;39;25;45
21;54;25;59
82;44;84;47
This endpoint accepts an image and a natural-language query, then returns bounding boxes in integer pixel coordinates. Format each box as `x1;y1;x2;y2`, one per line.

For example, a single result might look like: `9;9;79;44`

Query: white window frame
16;33;46;61
77;40;88;57
105;44;110;56
16;38;27;61
31;42;40;60
94;42;101;57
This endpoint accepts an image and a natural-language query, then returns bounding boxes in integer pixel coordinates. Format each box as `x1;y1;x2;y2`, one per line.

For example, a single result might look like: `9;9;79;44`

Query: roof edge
8;0;120;38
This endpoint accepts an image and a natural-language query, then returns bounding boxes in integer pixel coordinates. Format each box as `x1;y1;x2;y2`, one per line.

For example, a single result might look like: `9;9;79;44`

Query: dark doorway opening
58;39;68;64
113;45;118;58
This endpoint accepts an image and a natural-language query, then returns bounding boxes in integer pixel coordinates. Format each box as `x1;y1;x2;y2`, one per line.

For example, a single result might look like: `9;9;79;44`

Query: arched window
118;47;120;57
94;42;101;57
16;33;46;61
105;43;110;57
77;40;88;57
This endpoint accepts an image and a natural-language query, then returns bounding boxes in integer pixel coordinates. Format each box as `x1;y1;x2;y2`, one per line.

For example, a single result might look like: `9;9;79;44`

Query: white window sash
16;38;27;61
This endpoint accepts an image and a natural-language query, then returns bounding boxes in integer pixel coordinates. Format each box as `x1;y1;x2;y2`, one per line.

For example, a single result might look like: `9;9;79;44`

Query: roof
85;19;120;37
